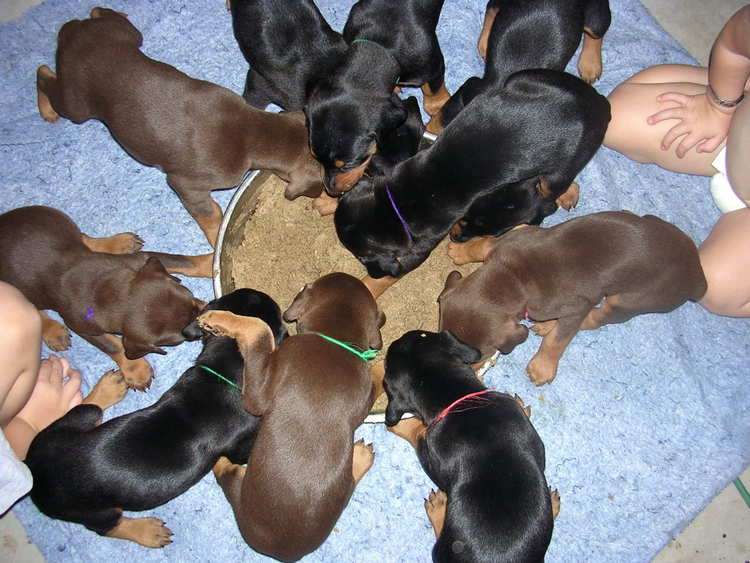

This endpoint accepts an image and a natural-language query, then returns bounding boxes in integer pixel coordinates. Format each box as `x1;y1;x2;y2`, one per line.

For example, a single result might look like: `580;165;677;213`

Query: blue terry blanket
1;0;748;561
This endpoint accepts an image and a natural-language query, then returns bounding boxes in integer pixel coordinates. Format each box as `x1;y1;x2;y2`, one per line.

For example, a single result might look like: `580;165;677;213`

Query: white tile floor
1;1;749;561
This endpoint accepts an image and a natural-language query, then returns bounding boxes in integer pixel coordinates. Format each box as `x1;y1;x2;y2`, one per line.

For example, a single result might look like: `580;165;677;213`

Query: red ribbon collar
428;390;493;429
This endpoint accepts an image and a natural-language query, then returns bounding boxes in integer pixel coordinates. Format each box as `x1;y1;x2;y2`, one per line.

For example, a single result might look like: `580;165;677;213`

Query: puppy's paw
312;192;338;216
447;236;493;265
513;394;531;418
352;439;375;483
530;320;557;337
120;358;154;391
526;356;557;387
120;517;173;549
550;488;561;520
42;322;71;351
197;310;241;338
578;59;602;84
555;182;580;211
109;233;144;254
83;370;128;410
424;489;448;538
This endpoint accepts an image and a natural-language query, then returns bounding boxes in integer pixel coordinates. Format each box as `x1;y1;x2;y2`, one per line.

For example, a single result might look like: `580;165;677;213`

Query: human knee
0;282;41;344
699;262;748;316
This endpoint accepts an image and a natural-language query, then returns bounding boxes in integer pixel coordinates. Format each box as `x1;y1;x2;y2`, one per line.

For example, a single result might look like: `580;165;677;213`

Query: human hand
646;91;734;158
15;354;83;433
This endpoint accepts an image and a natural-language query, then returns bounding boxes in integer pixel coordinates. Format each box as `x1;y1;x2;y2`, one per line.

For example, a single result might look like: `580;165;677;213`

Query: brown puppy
439;211;707;385
0;206;206;390
36;7;324;246
197;273;385;562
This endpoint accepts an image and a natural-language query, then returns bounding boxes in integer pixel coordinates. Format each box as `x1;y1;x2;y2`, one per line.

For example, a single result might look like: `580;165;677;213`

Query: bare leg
424;490;448;538
699;208;750;316
604;65;721;175
352;439;375;484
81;232;144;254
105;516;173;548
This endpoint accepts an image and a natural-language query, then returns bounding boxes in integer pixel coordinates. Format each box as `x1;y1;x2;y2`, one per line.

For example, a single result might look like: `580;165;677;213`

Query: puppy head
284;272;385;349
306;83;406;195
334;179;433;278
182;288;288;346
438;270;529;359
384;330;481;426
450;177;559;242
121;257;203;359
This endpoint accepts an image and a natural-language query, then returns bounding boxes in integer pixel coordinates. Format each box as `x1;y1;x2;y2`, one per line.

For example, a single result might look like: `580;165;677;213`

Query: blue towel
1;0;748;561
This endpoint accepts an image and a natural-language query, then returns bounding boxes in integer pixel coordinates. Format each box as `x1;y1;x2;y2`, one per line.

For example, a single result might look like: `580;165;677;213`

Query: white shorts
0;427;32;513
710;147;746;213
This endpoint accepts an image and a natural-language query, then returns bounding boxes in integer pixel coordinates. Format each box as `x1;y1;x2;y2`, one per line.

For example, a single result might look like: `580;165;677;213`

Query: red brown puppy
0;206;206;390
439;211;707;385
198;273;385;562
36;7;324;246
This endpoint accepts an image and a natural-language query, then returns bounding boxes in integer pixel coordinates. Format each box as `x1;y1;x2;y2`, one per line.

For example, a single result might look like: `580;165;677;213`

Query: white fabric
710;146;747;213
0;427;32;514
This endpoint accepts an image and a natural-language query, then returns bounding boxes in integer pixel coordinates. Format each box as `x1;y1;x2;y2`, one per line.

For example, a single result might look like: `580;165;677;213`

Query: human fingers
647;106;687;126
659;122;689;151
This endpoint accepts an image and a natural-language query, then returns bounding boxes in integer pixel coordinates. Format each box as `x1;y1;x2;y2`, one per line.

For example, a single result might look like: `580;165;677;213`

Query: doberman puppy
439;211;708;385
383;330;558;563
25;289;287;547
335;69;609;292
306;0;449;194
197;273;385;562
229;0;347;110
36;8;324;247
0;206;207;390
429;0;611;133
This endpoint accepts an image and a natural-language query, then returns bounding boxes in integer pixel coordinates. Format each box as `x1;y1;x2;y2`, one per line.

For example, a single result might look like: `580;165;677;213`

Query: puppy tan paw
120;358;154;391
550;488;561;520
312;192;338;216
513;394;531;418
83;370;128;410
530;320;557;337
197;310;241;338
555;182;579;211
42;322;71;351
352;439;375;483
526;356;557;386
107;517;173;548
424;489;448;538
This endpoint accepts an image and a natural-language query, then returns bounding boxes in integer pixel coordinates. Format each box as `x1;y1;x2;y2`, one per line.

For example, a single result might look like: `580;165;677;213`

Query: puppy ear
122;336;166;359
438;270;463;301
439;330;482;364
382;94;408;131
283;284;310;322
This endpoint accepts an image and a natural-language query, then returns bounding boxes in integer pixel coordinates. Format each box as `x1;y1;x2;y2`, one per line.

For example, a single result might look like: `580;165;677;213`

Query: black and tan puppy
197;273;385;562
335;69;609;288
383;330;557;562
37;7;323;247
430;0;610;133
439;211;708;385
229;0;347;110
306;0;449;194
25;289;287;548
0;206;207;390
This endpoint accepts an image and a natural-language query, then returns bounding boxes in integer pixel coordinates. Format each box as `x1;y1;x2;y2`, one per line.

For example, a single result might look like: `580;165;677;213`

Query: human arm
647;5;750;157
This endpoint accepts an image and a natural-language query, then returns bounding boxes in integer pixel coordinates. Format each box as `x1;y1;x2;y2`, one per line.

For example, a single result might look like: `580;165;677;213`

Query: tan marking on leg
361;274;399;300
578;31;603;84
312;191;338;216
526;320;579;386
197;311;274;350
387;416;427;450
82;370;128;410
477;7;499;60
81;233;144;254
195;200;223;248
421;82;451;116
579;294;621;330
39;310;70;351
101;334;154;390
513;394;531;418
550;488;561;520
530;319;557;337
425;111;444;135
447;236;496;265
105;516;173;548
36;66;60;122
165;253;213;278
555;182;580;211
369;360;385;406
352;439;375;484
424;489;448;538
213;455;245;481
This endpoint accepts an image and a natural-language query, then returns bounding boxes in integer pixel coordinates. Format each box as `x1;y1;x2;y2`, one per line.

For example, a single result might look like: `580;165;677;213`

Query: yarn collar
428;390;493;430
